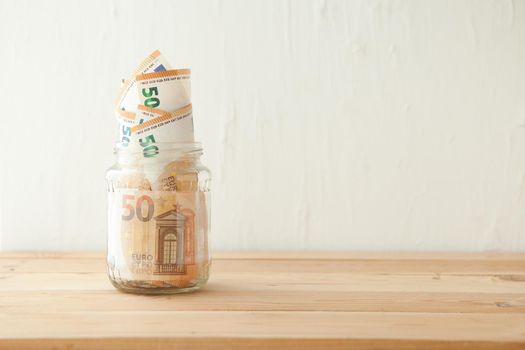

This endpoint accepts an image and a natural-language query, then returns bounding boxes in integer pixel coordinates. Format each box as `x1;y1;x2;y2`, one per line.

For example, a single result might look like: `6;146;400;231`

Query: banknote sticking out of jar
107;50;211;294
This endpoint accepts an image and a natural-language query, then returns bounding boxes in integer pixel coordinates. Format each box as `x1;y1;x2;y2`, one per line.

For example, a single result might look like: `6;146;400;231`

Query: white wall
1;0;524;251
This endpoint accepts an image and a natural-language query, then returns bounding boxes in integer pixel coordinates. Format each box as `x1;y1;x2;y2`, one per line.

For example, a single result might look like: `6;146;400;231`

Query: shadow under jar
106;142;211;294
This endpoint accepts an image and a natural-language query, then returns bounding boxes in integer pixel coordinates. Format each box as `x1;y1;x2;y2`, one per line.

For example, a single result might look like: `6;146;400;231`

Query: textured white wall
0;0;524;251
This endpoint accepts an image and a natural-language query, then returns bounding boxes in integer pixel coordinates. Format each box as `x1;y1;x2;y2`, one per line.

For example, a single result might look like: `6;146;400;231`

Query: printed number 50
122;195;154;222
142;87;160;108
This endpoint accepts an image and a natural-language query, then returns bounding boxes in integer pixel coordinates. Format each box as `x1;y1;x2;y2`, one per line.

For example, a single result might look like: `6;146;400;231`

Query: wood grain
0;252;524;350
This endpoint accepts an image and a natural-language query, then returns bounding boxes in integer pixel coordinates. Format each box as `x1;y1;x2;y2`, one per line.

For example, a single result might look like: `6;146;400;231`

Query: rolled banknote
135;69;191;112
132;103;194;154
107;188;204;288
126;104;195;192
115;50;172;120
118;113;135;146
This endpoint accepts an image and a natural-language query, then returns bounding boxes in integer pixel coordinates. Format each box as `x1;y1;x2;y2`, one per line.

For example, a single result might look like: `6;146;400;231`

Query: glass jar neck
115;142;203;166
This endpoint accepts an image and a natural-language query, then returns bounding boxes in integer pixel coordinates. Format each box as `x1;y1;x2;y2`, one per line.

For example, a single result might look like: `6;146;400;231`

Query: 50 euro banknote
136;69;191;113
127;104;195;158
107;186;209;286
115;50;172;121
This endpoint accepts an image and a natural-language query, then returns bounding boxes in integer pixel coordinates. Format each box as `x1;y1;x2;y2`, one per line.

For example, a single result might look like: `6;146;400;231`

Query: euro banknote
115;50;171;120
135;69;191;112
126;104;193;157
115;52;195;153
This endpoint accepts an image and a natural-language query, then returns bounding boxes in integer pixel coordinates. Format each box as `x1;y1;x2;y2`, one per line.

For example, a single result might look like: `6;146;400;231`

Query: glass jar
106;142;211;294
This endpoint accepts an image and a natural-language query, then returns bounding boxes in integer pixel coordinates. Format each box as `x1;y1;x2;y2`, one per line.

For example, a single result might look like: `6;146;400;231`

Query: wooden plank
0;252;102;259
0;290;523;313
0;312;524;345
211;251;525;261
0;271;523;293
1;256;525;274
1;251;524;261
2;338;524;350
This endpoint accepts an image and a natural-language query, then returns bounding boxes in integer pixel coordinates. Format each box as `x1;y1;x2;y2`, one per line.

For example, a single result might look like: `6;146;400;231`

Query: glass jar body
106;147;211;294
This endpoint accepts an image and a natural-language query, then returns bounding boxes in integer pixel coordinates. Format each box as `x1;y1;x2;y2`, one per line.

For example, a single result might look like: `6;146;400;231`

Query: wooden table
0;252;524;349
